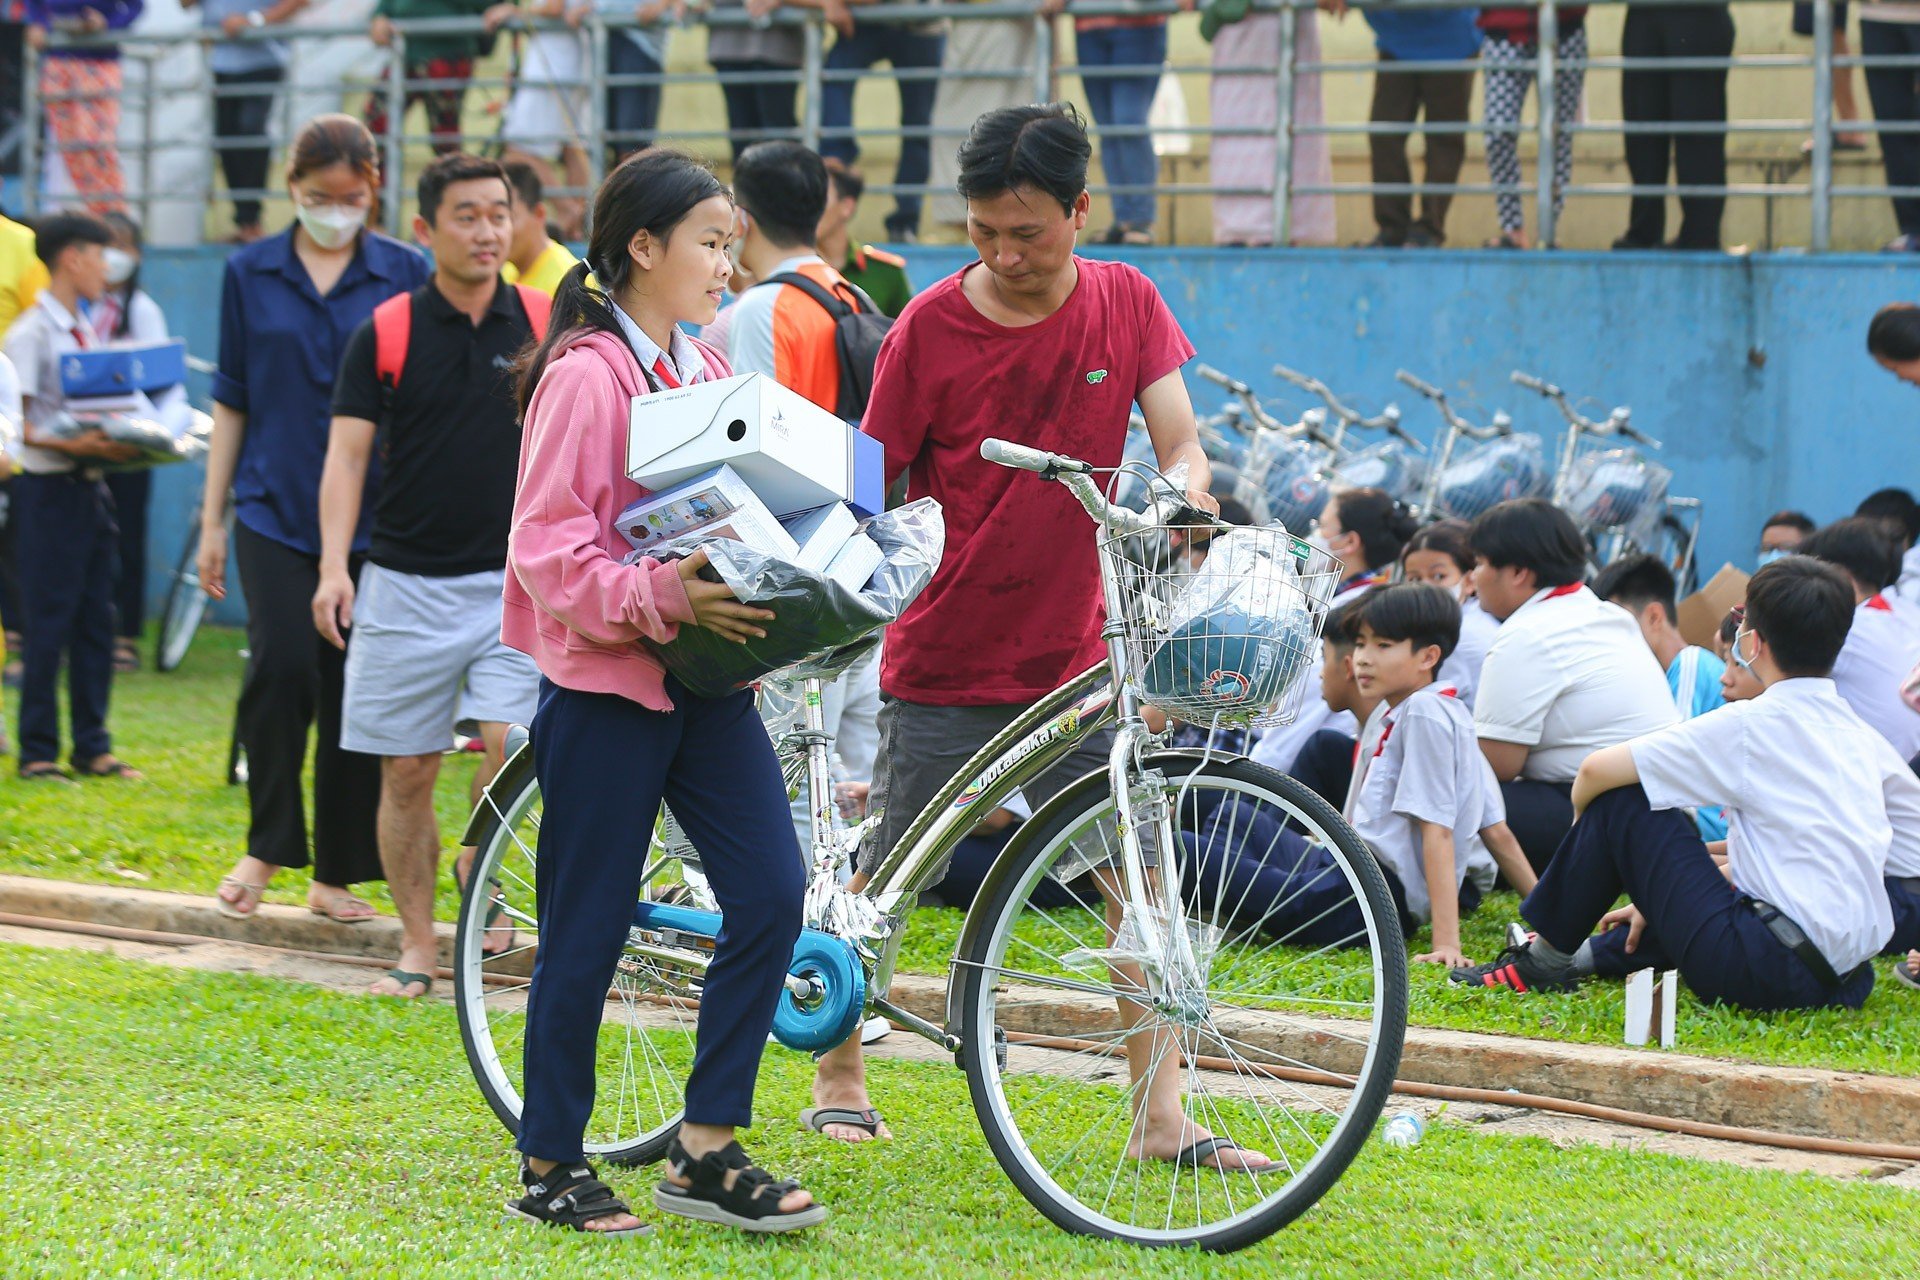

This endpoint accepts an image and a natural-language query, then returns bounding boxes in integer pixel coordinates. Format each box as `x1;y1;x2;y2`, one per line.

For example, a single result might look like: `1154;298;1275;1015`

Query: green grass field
1;944;1916;1280
4;626;1918;1079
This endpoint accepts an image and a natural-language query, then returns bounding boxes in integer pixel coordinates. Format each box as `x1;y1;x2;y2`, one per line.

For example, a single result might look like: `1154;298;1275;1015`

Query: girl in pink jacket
502;148;823;1238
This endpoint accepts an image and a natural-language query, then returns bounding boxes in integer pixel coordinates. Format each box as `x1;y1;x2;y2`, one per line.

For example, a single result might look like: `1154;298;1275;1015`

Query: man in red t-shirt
803;103;1271;1176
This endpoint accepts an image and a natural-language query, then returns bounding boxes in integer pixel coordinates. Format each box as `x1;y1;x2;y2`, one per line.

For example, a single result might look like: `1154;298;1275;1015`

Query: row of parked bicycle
1125;364;1705;594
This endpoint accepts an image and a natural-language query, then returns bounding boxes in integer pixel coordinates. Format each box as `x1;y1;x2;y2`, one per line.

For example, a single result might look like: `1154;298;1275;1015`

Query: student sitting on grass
1399;517;1501;710
1797;518;1920;763
1282;597;1377;810
1451;557;1920;1012
1591;552;1728;840
1183;584;1534;965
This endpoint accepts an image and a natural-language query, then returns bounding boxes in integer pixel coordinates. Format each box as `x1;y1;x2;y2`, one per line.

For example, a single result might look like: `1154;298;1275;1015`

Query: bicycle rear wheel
955;755;1407;1252
156;524;207;673
454;745;706;1166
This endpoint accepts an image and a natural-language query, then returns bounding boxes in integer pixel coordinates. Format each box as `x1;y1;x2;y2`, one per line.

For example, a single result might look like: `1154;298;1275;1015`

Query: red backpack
372;282;553;402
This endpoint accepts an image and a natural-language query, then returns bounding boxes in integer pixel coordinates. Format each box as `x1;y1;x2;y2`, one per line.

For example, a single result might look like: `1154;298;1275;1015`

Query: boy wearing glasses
1452;556;1920;1011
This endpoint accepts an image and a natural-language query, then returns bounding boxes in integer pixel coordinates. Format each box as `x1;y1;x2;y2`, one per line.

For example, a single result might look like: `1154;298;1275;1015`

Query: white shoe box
614;464;798;561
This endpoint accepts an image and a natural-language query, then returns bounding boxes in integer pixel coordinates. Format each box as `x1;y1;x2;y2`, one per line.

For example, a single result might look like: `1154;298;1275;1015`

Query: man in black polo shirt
312;152;541;998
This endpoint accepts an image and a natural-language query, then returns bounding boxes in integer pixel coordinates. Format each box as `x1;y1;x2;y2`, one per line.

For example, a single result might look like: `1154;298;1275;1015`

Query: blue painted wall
134;245;1920;624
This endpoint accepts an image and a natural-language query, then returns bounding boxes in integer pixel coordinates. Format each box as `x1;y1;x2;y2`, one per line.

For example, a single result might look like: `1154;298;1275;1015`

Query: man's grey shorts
857;696;1115;878
341;563;541;757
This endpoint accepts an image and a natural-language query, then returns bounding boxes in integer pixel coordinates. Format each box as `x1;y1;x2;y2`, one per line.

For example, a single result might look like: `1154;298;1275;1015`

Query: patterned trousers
364;55;474;157
1482;27;1587;235
42;57;125;214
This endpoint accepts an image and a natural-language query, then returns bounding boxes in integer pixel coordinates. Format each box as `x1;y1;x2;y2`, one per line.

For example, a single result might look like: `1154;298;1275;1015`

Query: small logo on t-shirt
1085;369;1109;385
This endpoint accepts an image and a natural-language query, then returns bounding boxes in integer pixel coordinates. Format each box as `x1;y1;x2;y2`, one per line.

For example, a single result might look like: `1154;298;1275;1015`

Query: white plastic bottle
1379;1112;1425;1148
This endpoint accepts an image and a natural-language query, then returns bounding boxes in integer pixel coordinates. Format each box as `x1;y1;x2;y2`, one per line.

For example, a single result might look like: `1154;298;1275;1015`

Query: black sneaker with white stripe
1449;924;1580;994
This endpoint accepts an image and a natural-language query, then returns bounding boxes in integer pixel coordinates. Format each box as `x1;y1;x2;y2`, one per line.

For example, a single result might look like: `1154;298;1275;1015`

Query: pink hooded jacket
502;326;732;713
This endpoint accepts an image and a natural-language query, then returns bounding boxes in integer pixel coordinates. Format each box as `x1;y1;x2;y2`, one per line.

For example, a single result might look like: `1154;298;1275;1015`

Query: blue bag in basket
1247;433;1331;533
1140;530;1319;719
60;340;187;398
1433;432;1549;520
1564;448;1667;533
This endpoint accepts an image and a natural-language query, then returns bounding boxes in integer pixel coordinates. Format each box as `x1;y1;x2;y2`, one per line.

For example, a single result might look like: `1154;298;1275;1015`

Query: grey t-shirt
201;0;290;75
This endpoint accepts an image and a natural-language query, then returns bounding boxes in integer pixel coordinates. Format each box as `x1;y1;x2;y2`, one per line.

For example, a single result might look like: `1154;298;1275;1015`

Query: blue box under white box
60;340;187;399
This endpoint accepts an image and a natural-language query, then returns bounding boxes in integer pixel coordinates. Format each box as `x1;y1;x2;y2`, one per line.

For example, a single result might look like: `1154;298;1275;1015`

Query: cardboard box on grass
627;372;886;518
1676;563;1749;650
615;465;798;561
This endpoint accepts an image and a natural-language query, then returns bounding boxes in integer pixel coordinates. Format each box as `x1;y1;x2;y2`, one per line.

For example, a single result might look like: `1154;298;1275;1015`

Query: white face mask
296;202;368;251
103;247;135;285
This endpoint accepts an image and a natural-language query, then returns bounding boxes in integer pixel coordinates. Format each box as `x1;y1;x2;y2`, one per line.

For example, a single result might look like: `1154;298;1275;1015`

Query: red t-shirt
861;256;1195;706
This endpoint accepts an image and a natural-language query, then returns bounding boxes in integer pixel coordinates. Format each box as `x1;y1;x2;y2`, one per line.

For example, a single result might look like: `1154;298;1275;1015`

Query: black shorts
1792;3;1849;37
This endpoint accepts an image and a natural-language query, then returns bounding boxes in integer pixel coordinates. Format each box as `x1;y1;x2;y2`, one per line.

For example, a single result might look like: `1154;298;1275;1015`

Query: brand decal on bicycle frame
950;690;1110;811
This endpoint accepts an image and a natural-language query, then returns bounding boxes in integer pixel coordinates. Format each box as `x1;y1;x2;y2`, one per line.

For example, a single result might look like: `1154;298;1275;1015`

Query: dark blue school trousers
1886;876;1920;955
12;470;117;766
1288;728;1355;811
1523;786;1873;1011
1501;777;1575;874
1177;793;1478;946
517;676;804;1161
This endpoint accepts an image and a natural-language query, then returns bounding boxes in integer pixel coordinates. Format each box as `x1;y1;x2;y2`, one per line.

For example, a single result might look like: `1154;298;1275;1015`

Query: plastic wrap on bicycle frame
1128;527;1337;725
650;499;943;699
1431;431;1550;520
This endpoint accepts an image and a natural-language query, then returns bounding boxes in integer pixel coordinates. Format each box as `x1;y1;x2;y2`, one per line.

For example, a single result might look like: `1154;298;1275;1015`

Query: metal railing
20;0;1914;249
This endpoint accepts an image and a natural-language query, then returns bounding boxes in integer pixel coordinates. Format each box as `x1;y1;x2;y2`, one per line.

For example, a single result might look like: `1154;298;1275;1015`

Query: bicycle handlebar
1193;363;1250;396
1398;367;1513;441
980;437;1219;537
1394;369;1443;401
1274;362;1413;446
1510;369;1662;450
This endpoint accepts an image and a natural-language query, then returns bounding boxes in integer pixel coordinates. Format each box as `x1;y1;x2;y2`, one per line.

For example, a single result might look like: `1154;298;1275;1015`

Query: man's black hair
1856;487;1920;548
1744;557;1854;677
733;141;829;249
502;158;544;210
1868;302;1920;363
956;103;1091;215
34;211;110;269
1589;552;1679;625
1467;498;1589;589
1761;509;1816;538
418;152;510;227
1356;583;1462;666
1798;516;1904;593
826;163;865;203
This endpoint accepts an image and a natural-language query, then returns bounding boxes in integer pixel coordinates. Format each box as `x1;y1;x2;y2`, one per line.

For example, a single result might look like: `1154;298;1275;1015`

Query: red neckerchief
1371;684;1458;758
1543;582;1584;601
650;356;683;390
1340;567;1391;595
1865;594;1894;613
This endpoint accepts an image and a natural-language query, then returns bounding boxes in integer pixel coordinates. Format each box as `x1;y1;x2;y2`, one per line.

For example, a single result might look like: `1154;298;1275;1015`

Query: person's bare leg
370;752;443;997
1836;31;1867;143
455;722;514;955
807;869;893;1143
1092;868;1273;1173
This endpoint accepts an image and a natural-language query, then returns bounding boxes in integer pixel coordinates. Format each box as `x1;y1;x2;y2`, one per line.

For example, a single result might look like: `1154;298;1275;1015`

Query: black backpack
763;271;892;421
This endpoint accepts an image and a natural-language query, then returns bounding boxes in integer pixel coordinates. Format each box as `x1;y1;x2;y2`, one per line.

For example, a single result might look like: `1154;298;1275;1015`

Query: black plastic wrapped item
649;499;943;698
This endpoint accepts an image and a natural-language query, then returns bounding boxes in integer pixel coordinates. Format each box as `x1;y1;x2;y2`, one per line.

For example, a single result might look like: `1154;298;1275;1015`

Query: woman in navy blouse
23;0;142;212
198;114;429;924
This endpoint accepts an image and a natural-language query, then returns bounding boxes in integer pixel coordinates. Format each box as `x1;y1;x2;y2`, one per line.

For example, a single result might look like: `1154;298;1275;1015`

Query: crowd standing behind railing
9;0;1920;253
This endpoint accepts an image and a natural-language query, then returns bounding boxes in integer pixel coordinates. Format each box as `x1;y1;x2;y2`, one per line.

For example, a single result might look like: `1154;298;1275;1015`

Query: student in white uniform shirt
1467;500;1678;871
1798;518;1920;763
1453;558;1920;1011
1399;518;1500;708
1184;585;1534;963
1855;488;1920;605
1254;486;1418;801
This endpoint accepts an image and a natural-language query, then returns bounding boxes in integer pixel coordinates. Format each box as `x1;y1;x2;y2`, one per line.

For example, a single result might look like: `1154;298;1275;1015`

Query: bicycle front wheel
955;755;1408;1252
454;746;703;1166
156;523;208;673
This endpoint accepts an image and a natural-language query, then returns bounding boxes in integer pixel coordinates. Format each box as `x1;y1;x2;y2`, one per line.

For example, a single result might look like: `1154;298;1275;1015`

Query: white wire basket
1102;513;1342;727
1562;444;1672;545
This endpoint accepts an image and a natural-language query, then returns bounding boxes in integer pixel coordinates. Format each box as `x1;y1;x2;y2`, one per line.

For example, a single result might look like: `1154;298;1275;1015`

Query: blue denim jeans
1076;23;1167;229
819;23;946;233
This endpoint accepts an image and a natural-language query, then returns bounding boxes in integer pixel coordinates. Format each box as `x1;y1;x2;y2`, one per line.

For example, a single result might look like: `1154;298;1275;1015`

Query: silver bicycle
452;444;1409;1252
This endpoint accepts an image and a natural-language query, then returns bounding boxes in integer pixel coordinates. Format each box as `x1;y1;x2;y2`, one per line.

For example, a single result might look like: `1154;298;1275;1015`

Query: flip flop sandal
309;895;377;924
17;762;75;784
799;1107;887;1139
654;1137;826;1234
1894;958;1920;992
72;756;142;779
215;876;270;920
506;1159;651;1238
1171;1137;1269;1176
373;969;434;998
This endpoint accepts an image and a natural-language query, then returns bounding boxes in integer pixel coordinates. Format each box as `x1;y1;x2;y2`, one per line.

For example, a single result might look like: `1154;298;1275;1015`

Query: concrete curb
6;874;1918;1147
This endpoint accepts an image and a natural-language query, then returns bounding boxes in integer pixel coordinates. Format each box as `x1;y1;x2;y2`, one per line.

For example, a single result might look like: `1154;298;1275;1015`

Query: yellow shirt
0;215;47;335
502;239;581;298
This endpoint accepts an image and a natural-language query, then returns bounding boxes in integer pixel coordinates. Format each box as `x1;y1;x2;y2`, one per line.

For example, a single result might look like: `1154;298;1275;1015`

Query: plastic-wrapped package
1137;528;1324;722
650;499;943;698
1244;431;1332;533
1431;432;1550;520
1563;448;1670;544
42;387;211;471
1331;439;1427;506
